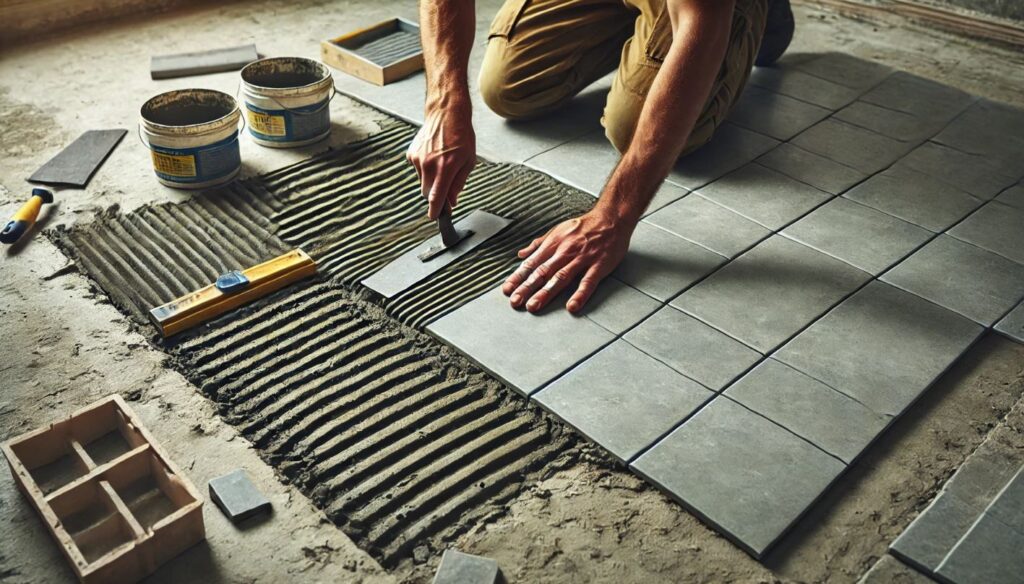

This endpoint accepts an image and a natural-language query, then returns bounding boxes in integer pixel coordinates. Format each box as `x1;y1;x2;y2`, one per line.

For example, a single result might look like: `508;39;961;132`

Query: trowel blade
417;229;474;262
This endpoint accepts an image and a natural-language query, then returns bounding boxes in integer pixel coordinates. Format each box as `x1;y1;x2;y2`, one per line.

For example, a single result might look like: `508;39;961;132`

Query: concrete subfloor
1;1;1023;582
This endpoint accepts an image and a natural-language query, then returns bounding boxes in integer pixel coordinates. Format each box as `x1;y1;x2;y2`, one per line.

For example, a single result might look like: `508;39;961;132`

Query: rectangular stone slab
29;129;127;188
208;469;271;523
150;44;259;79
362;210;511;298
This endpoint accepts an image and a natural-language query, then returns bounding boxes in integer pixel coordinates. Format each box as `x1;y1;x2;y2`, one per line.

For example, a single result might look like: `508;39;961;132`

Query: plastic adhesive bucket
240;57;334;148
140;89;242;190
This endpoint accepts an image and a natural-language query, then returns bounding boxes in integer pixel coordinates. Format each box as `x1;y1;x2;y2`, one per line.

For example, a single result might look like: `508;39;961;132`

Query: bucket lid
140;89;240;132
240;57;332;93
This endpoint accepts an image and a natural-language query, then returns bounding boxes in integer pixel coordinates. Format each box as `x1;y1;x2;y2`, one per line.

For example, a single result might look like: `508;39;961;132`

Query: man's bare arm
503;0;736;312
407;0;477;220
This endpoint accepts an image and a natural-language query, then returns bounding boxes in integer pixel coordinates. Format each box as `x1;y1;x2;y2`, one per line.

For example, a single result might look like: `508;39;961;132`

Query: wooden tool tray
2;395;204;583
321;17;424;86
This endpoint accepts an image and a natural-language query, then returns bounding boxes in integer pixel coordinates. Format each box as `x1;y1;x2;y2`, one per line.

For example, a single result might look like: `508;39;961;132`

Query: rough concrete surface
1;1;1024;583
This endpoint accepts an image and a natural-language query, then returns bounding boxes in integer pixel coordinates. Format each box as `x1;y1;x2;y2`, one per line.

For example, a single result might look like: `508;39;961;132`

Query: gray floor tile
936;514;1024;584
335;70;426;126
728;86;832;141
985;467;1024;532
948;201;1024;265
995;301;1024;343
667;123;779;190
695;163;832;230
756;143;867;195
794;52;893;91
933;99;1024;171
895;141;1020;201
725;359;891;463
644;182;690;217
427;285;614;396
613;221;726;302
834;100;948;143
534;340;713;462
882;235;1024;326
782;197;932;275
631;397;845;558
775;281;983;416
524;130;618;196
859;71;974;125
580;277;661;335
748;66;862;110
623;305;762;391
844;165;982;232
645;194;771;258
995;183;1024;209
792;118;917;174
672;236;870;353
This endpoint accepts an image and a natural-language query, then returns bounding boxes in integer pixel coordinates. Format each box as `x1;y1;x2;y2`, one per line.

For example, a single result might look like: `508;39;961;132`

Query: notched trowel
418;206;473;262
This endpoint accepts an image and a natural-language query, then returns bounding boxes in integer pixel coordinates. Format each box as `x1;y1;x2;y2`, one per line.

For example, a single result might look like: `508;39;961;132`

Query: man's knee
603;112;636;155
479;42;535;120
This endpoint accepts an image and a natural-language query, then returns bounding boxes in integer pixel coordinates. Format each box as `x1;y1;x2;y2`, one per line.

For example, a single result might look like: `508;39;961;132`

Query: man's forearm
420;0;476;112
598;0;736;223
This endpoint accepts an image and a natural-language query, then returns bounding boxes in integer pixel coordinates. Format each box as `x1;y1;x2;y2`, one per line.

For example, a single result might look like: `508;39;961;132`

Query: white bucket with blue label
140;89;242;190
240;57;334;148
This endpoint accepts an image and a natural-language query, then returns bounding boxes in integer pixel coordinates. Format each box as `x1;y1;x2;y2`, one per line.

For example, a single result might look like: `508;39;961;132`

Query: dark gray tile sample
694;163;832;230
748;66;862;110
782;197;932;275
427;285;615;396
208;469;272;522
843;165;982;232
362;210;512;298
579;277;661;335
985;467;1024;531
645;194;771;258
776;281;983;416
935;514;1024;584
727;85;832;141
791;118;916;175
834;100;948;143
433;549;501;584
724;359;890;463
30;129;127;187
631;397;845;558
896;141;1020;201
794;52;893;92
623;305;762;391
859;71;974;126
948;201;1024;265
995;184;1024;210
756;143;867;195
672;236;871;353
882;235;1024;326
151;44;259;79
933;99;1024;171
995;301;1024;343
612;221;726;302
534;340;713;462
667;123;779;190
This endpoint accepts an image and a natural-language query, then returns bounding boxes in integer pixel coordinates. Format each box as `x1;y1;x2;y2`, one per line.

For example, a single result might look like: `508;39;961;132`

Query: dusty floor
1;1;1023;583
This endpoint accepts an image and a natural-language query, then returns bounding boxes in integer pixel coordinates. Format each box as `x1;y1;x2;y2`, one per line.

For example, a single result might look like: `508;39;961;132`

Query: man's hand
407;98;476;220
502;207;634;314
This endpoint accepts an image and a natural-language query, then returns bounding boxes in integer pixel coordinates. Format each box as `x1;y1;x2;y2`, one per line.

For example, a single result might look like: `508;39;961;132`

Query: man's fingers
510;252;572;309
502;243;556;298
567;265;607;314
517;235;545;259
525;260;584;313
448;160;473;211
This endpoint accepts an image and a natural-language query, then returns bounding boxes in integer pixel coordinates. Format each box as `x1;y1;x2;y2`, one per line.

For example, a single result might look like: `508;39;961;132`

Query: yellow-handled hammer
1;188;53;245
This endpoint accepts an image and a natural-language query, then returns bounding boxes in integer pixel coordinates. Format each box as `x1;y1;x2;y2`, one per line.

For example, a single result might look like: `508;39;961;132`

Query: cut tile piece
896;141;1019;201
948;201;1024;265
932;99;1024;171
834;100;947;142
995;183;1024;209
30;129;127;187
985;467;1024;532
612;221;725;302
748;66;861;110
672;236;870;353
844;165;982;232
882;235;1024;326
859;71;974;125
782;197;932;275
995;301;1024;344
936;514;1024;584
623;305;762;391
580;277;661;335
756;143;867;195
667;123;779;190
433;549;501;584
428;286;614;396
727;85;831;141
776;281;983;417
724;359;891;463
631;397;845;558
208;469;272;523
534;340;713;462
362;210;512;298
645;194;771;258
792;118;916;174
794;52;892;91
695;163;831;230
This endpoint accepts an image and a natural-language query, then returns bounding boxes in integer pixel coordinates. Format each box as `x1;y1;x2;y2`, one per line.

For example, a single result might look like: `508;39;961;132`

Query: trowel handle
437;204;460;248
1;188;53;245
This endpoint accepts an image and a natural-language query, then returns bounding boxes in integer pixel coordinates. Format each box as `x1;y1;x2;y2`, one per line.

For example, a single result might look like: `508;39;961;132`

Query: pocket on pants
643;5;672;62
489;0;530;38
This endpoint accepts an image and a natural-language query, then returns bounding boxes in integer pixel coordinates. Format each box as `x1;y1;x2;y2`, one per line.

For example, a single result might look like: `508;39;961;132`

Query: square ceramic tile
948;201;1024;265
748;66;862;110
834;101;948;142
782;197;932;275
882;235;1024;326
995;301;1024;343
524;130;618;195
995;184;1024;209
643;182;691;217
672;236;870;353
932;99;1024;171
792;118;916;174
775;281;983;417
580;277;661;335
645;194;771;258
623;305;762;391
936;514;1024;584
613;221;726;302
843;165;982;232
694;163;832;230
985;467;1024;531
794;52;893;91
427;285;615;396
756;143;867;195
667;123;779;190
894;141;1020;201
724;359;890;463
631;397;845;558
534;340;713;462
727;85;832;141
859;71;974;125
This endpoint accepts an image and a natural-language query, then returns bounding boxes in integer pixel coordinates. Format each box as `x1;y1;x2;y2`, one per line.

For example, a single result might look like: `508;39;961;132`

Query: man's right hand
407;95;477;220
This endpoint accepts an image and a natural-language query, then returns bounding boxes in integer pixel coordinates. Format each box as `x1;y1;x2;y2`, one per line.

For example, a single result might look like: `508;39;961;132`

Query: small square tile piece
613;221;726;302
209;469;271;522
433;549;501;584
932;99;1024;171
695;163;831;230
936;514;1024;584
579;277;661;335
844;165;982;232
534;340;713;462
858;71;974;125
947;201;1024;265
632;397;845;558
896;141;1019;201
748;66;861;110
834;101;946;143
525;130;618;196
727;86;831;141
645;194;771;258
667;123;778;190
792;118;915;175
756;143;867;195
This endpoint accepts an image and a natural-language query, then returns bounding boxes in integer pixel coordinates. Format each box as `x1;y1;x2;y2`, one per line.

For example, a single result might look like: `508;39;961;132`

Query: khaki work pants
479;0;769;155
